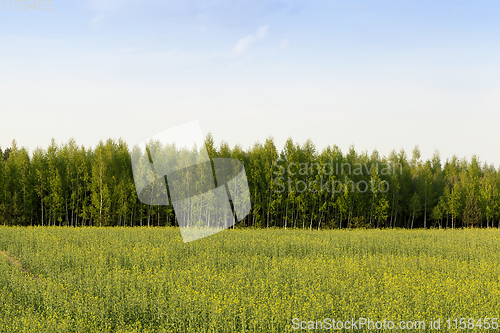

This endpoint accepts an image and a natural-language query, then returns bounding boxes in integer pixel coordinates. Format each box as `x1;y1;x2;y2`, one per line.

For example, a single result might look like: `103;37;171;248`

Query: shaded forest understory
0;136;498;229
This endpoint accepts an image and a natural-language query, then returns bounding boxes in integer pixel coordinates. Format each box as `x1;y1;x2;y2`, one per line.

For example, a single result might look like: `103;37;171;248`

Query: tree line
0;136;498;229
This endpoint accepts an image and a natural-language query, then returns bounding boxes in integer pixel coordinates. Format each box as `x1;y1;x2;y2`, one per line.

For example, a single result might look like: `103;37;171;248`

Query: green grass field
0;227;499;332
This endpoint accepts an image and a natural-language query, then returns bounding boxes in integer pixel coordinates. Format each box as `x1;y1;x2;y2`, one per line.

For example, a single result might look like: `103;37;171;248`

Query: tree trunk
284;200;288;230
41;197;44;226
411;209;415;229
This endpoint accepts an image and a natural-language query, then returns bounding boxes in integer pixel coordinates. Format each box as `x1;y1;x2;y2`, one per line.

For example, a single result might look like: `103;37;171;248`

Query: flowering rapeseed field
0;227;499;332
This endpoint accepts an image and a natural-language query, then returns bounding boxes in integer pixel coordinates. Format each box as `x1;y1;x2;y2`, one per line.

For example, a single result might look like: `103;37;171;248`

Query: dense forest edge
0;135;497;229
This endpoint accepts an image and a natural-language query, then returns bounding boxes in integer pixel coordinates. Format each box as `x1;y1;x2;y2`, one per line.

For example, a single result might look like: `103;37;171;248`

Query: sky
1;0;500;166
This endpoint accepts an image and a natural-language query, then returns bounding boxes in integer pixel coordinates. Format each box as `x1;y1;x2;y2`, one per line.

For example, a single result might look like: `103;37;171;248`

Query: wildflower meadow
0;227;499;332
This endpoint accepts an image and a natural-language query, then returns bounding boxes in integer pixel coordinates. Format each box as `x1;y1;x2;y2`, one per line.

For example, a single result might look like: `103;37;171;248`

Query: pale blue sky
1;0;500;165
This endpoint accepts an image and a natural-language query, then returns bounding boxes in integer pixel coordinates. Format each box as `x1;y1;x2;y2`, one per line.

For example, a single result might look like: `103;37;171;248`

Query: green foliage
0;136;499;228
463;189;482;227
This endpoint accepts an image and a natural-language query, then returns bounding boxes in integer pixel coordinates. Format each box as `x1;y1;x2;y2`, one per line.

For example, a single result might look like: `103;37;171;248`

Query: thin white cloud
90;13;105;30
232;25;268;55
279;38;289;50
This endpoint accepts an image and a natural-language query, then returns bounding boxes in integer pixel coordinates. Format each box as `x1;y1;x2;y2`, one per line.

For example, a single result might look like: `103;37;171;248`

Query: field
0;227;499;332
